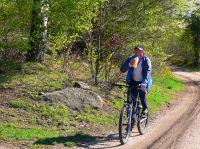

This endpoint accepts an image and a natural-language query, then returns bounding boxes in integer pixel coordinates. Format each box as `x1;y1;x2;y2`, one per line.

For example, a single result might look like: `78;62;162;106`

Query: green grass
9;98;33;109
9;99;69;126
0;62;73;98
0;123;95;148
148;76;185;114
109;98;124;110
0;123;57;141
77;108;117;125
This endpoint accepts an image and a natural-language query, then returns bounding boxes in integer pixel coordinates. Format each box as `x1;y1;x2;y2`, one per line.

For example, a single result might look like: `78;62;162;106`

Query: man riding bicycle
120;45;152;114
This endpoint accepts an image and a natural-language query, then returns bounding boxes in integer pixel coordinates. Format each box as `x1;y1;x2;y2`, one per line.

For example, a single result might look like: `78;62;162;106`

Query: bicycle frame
118;83;148;144
122;86;142;132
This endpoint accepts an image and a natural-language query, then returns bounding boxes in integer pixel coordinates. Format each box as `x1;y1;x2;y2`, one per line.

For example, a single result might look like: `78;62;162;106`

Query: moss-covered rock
41;87;104;111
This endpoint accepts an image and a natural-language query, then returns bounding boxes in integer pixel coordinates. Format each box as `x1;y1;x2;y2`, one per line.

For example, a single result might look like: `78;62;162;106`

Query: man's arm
120;57;131;73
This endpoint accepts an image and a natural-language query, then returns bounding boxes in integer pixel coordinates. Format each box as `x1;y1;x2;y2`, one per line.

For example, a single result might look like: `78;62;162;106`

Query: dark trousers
129;80;148;110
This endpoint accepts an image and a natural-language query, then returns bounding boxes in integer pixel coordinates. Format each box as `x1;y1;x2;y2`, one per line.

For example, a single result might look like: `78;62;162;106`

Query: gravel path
169;71;200;149
148;71;200;149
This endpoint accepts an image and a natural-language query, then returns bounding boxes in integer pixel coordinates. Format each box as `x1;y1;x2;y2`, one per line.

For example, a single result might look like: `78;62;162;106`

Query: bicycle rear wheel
119;106;131;144
137;112;148;135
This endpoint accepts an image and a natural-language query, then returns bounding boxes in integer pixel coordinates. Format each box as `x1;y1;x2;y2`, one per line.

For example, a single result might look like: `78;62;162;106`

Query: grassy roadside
0;62;185;148
147;76;185;114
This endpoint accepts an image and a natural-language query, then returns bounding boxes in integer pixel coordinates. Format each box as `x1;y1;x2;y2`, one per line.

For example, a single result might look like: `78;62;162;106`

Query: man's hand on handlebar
138;83;147;90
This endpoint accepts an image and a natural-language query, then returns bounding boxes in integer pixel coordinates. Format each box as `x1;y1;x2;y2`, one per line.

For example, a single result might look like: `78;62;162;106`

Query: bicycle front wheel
137;112;149;135
119;106;131;144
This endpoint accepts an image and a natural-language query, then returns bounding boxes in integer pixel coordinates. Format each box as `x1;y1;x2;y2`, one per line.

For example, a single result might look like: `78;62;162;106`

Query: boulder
41;87;103;111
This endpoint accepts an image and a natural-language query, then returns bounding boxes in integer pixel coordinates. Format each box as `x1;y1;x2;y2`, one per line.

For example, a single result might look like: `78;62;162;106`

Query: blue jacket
120;55;152;90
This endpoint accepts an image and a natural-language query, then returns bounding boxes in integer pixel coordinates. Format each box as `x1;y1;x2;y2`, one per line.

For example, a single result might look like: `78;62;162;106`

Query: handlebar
113;83;129;88
113;83;143;90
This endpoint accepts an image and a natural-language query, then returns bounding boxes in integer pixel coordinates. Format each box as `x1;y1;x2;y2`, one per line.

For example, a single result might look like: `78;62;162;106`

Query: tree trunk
94;34;101;85
86;30;95;80
193;33;200;66
198;51;200;65
27;0;48;63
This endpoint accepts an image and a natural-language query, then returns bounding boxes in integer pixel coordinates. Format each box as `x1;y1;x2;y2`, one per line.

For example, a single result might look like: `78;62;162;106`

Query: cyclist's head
134;45;144;51
134;45;144;57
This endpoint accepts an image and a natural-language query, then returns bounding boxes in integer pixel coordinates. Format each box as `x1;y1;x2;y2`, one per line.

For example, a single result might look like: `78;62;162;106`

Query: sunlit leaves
0;0;31;52
48;0;105;51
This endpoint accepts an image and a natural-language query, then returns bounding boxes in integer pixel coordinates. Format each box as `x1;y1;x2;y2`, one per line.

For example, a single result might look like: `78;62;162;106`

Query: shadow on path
34;130;141;149
34;132;120;148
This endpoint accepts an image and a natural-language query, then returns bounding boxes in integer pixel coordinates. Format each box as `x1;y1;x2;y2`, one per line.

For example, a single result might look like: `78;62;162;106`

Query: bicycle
116;84;149;145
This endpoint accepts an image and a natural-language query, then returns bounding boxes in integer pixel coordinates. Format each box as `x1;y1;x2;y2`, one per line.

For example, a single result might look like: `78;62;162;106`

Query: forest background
0;0;200;148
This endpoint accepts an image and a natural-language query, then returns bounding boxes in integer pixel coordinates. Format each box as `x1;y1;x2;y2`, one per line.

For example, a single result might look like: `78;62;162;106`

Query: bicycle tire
137;112;149;135
119;106;131;144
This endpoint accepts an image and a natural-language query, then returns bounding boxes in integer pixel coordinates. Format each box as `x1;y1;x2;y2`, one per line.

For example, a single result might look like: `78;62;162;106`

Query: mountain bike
116;84;149;145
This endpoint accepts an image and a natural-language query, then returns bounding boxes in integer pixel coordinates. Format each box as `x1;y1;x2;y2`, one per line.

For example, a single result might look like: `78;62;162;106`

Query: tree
0;0;31;61
26;0;106;63
84;0;188;85
27;0;49;62
187;8;200;65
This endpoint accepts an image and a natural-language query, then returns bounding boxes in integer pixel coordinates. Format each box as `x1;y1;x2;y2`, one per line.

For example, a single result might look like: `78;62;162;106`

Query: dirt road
86;69;200;149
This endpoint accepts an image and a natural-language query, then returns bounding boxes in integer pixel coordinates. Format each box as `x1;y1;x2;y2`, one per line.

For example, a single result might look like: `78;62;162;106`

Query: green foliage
0;0;196;81
166;3;200;67
48;0;106;52
0;0;31;59
186;8;200;66
81;0;191;84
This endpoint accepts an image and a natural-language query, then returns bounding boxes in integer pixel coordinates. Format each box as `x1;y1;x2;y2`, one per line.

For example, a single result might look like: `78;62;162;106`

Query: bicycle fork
127;104;133;134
